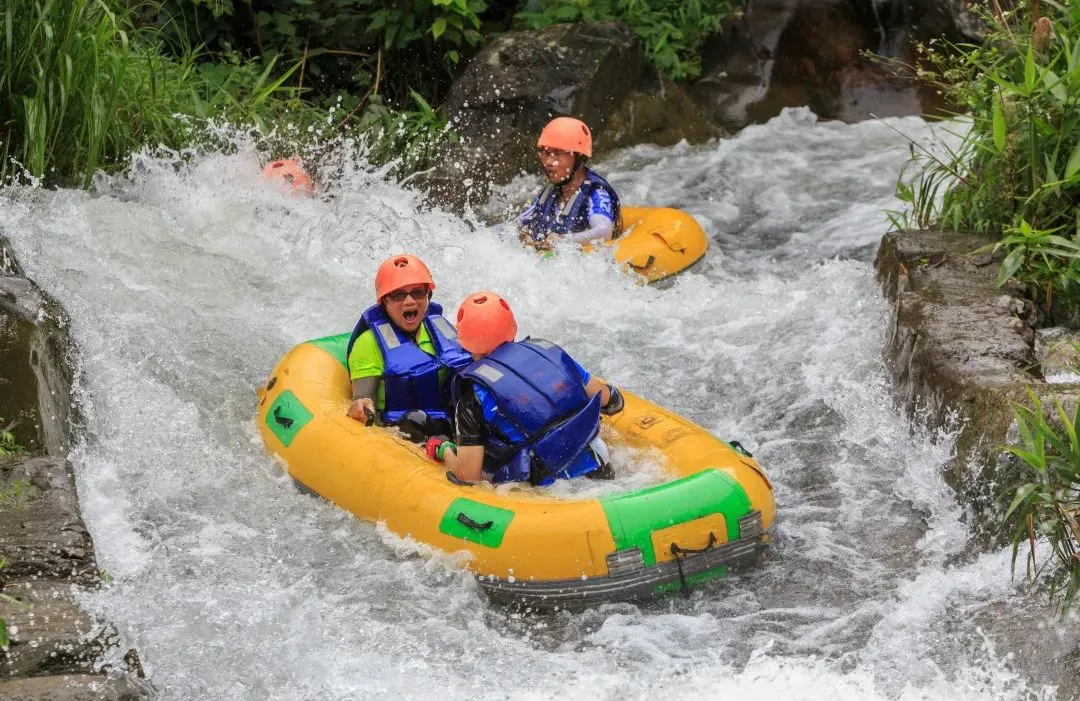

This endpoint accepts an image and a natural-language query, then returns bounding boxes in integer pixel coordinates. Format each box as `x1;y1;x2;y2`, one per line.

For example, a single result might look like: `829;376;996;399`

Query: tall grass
1;0;127;185
0;0;321;187
357;90;456;178
1005;392;1080;613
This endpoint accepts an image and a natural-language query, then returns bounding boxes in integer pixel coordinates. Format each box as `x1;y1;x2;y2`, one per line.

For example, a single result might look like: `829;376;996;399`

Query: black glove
601;384;625;416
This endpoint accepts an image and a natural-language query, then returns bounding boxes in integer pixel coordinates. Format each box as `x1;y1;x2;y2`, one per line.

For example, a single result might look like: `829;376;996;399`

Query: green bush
988;219;1080;319
892;0;1080;321
146;0;488;106
514;0;736;80
357;90;455;177
0;0;322;187
1004;392;1080;614
0;420;21;456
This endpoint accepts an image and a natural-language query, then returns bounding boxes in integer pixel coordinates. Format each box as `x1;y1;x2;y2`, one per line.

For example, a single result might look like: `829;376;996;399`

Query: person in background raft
345;255;472;441
263;158;315;198
424;292;625;485
517;117;623;251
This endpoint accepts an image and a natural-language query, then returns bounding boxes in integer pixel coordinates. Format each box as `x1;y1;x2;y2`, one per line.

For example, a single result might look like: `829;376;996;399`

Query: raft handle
456;513;494;532
729;440;753;458
670;531;719;598
445;470;474;487
272;405;294;429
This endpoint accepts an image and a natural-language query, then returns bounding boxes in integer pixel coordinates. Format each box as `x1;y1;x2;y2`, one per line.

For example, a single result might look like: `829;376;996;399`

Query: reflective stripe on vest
375;322;401;350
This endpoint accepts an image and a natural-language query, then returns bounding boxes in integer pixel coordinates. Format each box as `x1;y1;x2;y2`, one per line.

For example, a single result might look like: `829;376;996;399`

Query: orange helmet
456;292;517;355
374;255;435;301
263;158;314;197
537;117;592;158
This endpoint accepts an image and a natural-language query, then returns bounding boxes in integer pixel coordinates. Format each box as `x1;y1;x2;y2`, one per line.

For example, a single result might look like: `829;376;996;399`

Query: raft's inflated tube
257;333;774;608
612;207;709;283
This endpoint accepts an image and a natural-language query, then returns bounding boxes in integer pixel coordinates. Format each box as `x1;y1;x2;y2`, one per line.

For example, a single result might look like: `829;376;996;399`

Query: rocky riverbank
874;229;1080;541
0;236;151;699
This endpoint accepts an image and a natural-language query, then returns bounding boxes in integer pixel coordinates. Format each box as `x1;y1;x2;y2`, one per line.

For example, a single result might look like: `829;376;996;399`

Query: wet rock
959;600;1080;700
0;673;151;700
874;230;1041;536
0;455;98;586
602;66;718;152
423;21;720;210
691;0;947;129
907;0;989;43
0;581;113;678
1035;327;1080;381
0;236;76;454
0;240;148;697
0;237;22;276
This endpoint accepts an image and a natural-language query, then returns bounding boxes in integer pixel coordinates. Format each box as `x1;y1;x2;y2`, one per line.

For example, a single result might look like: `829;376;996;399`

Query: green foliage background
0;0;737;187
516;0;734;80
894;0;1080;324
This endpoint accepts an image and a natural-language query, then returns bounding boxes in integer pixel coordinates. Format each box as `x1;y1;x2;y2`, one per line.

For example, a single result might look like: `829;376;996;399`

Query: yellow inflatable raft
257;334;775;608
610;207;709;284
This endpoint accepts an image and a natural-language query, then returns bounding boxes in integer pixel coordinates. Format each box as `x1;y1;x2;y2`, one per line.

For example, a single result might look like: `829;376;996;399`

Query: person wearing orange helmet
345;255;472;440
424;292;625;485
262;158;315;197
517;116;623;251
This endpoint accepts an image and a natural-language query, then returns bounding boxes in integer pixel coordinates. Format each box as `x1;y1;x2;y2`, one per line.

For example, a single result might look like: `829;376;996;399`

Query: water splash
0;107;1069;699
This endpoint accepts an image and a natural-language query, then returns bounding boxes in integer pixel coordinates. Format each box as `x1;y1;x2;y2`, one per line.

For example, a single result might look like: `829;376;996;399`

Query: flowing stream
1;108;1074;699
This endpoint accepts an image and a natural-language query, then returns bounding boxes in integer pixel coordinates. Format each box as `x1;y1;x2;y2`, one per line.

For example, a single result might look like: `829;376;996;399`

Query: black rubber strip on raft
479;524;771;609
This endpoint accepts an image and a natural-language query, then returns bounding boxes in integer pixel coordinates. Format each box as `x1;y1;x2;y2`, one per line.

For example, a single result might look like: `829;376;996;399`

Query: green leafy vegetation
0;420;23;456
891;0;1080;323
358;90;455;177
3;0;739;188
1004;392;1080;613
0;479;35;507
515;0;736;80
0;0;321;187
886;0;1080;615
145;0;488;106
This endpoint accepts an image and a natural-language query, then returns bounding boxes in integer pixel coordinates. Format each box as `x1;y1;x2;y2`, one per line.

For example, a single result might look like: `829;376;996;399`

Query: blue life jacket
520;169;622;243
455;338;603;485
346;302;473;423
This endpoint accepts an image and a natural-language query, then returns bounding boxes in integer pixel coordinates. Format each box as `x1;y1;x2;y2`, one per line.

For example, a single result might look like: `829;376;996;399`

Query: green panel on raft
439;498;516;548
265;390;314;447
599;468;752;566
308;332;351;369
653;564;730;595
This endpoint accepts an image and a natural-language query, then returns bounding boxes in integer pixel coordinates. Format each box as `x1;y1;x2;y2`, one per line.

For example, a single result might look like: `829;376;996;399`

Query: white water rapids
1;108;1075;699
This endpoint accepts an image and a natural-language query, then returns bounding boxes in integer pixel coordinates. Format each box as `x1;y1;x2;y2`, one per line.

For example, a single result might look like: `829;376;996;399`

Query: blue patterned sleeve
587;188;614;222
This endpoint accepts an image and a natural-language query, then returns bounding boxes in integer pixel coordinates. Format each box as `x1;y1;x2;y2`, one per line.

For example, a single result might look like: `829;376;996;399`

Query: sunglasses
537;148;572;159
386;287;429;303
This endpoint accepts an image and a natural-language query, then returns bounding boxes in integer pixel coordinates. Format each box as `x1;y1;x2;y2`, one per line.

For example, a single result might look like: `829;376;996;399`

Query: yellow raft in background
608;207;710;284
257;334;774;608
